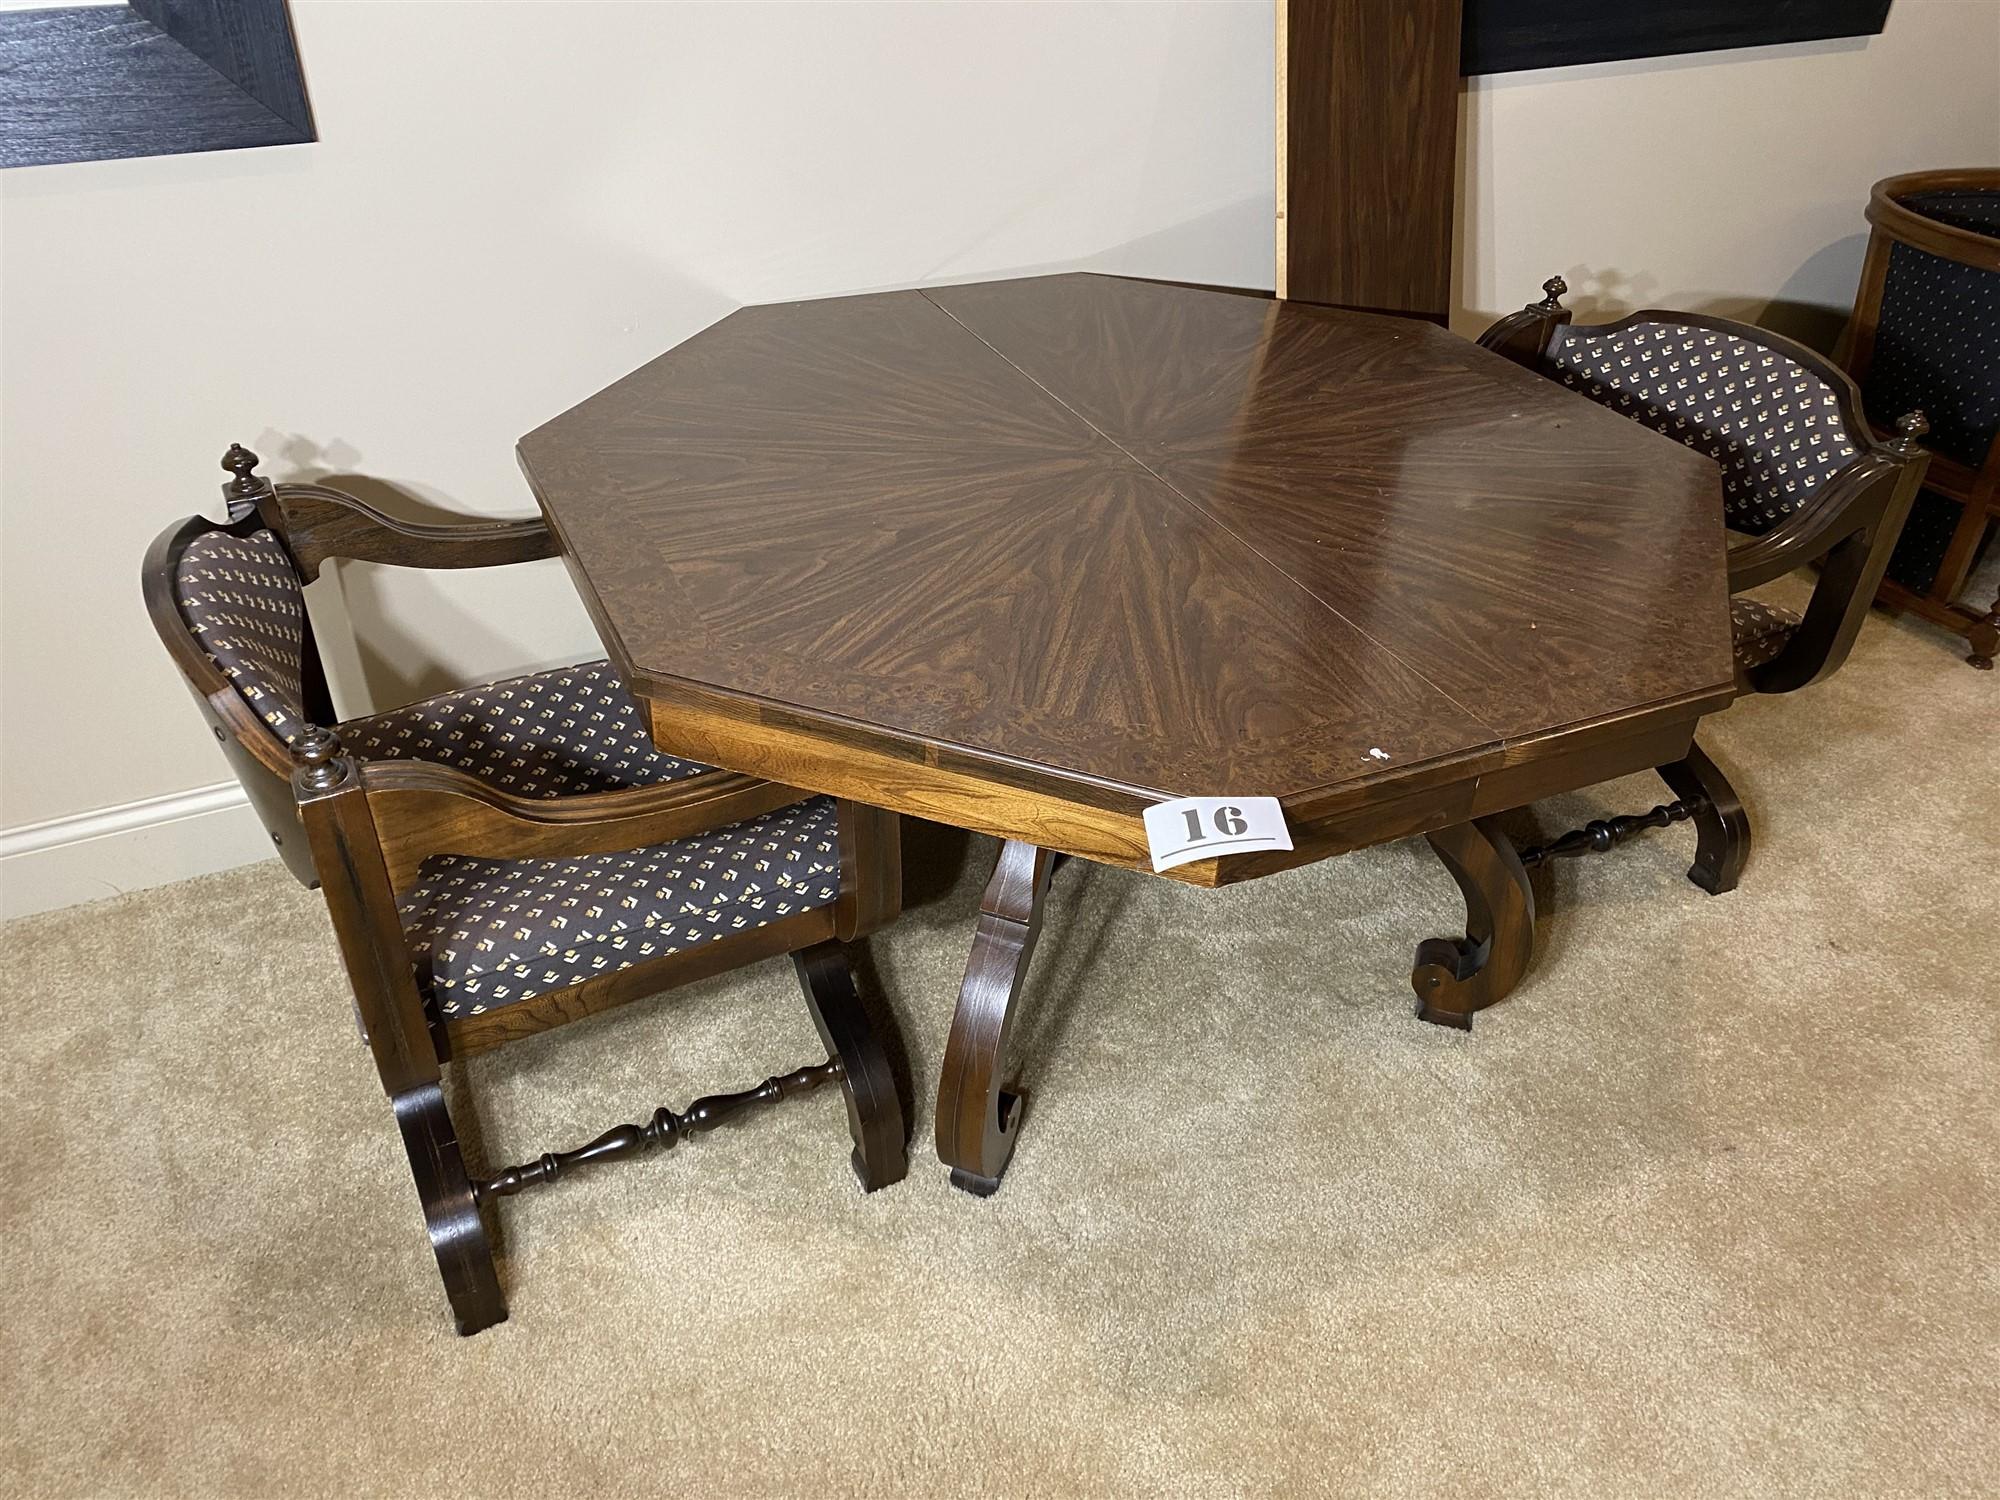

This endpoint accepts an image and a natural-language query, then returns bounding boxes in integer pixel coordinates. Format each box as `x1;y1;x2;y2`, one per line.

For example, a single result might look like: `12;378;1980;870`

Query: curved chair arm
263;483;555;584
350;754;811;893
1725;451;1912;591
218;443;555;583
1475;275;1572;371
1738;413;1931;694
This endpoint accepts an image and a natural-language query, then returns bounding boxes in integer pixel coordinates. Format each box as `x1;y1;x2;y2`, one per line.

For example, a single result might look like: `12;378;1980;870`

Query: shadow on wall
1460;235;1867;354
1743;233;1872;350
832;192;1277;300
249;435;581;719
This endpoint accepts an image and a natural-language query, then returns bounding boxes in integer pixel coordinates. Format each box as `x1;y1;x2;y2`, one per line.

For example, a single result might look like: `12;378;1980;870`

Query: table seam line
916;287;1502;740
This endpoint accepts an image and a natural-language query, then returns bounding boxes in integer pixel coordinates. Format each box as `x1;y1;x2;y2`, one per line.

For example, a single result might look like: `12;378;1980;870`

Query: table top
519;273;1735;884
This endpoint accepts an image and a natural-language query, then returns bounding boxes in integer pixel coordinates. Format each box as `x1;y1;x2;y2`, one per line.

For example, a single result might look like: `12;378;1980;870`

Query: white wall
1;0;1994;915
0;1;1276;911
1455;0;2000;341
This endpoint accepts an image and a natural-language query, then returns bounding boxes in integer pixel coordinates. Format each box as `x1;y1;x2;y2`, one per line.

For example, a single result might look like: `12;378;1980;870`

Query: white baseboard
0;782;276;920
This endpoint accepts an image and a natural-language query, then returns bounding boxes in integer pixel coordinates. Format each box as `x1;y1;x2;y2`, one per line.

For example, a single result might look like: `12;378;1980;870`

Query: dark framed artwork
0;0;313;169
1463;0;1895;75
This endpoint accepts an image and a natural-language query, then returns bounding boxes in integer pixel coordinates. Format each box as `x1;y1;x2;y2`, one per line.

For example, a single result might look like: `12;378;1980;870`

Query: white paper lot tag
1142;796;1293;874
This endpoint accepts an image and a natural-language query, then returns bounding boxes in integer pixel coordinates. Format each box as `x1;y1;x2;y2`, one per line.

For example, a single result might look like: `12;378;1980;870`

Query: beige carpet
4;577;1996;1498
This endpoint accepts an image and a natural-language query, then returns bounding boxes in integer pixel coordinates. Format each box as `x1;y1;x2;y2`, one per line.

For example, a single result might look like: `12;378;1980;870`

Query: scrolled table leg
1411;816;1535;1031
1656;741;1750;895
935;840;1057;1196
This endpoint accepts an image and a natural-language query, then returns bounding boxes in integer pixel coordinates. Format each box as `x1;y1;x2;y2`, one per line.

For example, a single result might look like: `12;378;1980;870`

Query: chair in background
1477;277;1931;892
1836;168;2000;669
143;446;909;1335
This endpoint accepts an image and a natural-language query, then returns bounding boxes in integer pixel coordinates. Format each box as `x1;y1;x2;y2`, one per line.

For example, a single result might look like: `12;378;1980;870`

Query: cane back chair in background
143;445;910;1335
1477;277;1931;892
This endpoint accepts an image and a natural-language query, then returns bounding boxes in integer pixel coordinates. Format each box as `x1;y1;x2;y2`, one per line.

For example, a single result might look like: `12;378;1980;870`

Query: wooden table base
934;840;1056;1196
933;822;1547;1194
1410;817;1536;1030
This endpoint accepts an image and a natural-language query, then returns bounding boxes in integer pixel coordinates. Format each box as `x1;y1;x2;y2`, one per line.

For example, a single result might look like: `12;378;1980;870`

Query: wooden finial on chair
292;726;348;794
1537;275;1568;311
1890;410;1929;453
220;442;272;521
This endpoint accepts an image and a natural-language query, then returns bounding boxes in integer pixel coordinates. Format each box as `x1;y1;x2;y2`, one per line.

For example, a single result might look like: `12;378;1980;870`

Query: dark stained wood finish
1278;0;1459;319
475;1058;843;1203
833;800;902;943
1467;284;1929;911
1511;737;1749;897
1657;740;1749;896
519;274;1738;892
927;275;1734;737
1479;281;1932;697
519;274;1751;1192
794;939;909;1190
1410;817;1534;1030
1835;169;2000;667
394;1082;507;1337
143;460;912;1333
256;482;556;584
292;737;506;1336
934;841;1057;1196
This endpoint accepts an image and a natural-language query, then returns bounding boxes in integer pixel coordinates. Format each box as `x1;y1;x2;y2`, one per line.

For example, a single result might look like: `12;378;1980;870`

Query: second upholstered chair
143;446;909;1335
1478;277;1931;892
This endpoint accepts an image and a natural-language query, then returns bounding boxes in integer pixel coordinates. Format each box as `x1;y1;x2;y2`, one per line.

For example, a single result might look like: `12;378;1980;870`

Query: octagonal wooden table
519;273;1737;1196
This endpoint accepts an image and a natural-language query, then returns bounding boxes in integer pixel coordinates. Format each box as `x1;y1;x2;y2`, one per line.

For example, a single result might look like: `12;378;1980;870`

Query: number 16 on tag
1142;796;1293;874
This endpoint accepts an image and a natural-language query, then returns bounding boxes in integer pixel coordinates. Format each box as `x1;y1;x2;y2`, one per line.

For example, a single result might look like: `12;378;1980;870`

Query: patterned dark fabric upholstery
1899;187;2000;240
1730;596;1802;672
1865;240;1998;472
1549;321;1861;536
1862;188;1999;595
338;660;711;798
174;525;710;790
401;797;841;1015
172;528;312;745
173;524;836;1017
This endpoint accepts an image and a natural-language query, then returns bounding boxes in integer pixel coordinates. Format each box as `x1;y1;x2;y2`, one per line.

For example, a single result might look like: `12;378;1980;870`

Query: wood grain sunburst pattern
518;274;1736;883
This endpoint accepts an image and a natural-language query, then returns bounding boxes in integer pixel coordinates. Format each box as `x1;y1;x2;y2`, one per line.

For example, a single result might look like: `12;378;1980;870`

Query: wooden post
1276;0;1461;321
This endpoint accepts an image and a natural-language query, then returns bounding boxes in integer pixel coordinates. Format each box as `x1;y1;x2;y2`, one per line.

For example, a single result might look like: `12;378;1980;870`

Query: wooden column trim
1276;0;1461;321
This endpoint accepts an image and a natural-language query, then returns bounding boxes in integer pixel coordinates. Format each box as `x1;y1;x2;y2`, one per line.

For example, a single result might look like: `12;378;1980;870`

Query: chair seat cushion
400;797;840;1017
1731;596;1802;671
340;659;710;797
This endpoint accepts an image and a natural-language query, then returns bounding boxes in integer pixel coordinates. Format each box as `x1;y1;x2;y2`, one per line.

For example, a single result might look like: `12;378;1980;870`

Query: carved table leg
794;939;908;1192
935;840;1056;1196
1656;741;1750;895
393;1081;507;1336
1411;816;1535;1031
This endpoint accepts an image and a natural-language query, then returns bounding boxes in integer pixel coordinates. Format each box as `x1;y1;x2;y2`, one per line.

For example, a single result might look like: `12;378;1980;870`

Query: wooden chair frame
1476;279;1931;893
143;448;909;1335
1834;167;2000;669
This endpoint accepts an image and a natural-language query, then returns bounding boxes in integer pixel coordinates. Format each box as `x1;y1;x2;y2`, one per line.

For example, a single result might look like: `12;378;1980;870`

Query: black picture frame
0;0;313;170
1462;0;1895;75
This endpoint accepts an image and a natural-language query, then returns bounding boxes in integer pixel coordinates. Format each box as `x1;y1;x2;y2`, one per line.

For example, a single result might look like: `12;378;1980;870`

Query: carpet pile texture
3;577;1995;1497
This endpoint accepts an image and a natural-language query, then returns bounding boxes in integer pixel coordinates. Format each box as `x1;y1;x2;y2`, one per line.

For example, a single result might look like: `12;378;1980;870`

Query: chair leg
391;1081;507;1336
1967;595;1998;671
1656;741;1750;895
793;941;908;1192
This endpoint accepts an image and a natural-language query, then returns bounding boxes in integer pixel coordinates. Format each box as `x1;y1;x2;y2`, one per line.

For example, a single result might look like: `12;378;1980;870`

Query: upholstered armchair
1478;278;1931;891
144;446;910;1335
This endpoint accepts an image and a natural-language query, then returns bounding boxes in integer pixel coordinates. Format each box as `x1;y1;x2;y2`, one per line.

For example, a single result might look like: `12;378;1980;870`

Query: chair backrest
172;526;314;746
143;512;325;886
1546;317;1863;536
